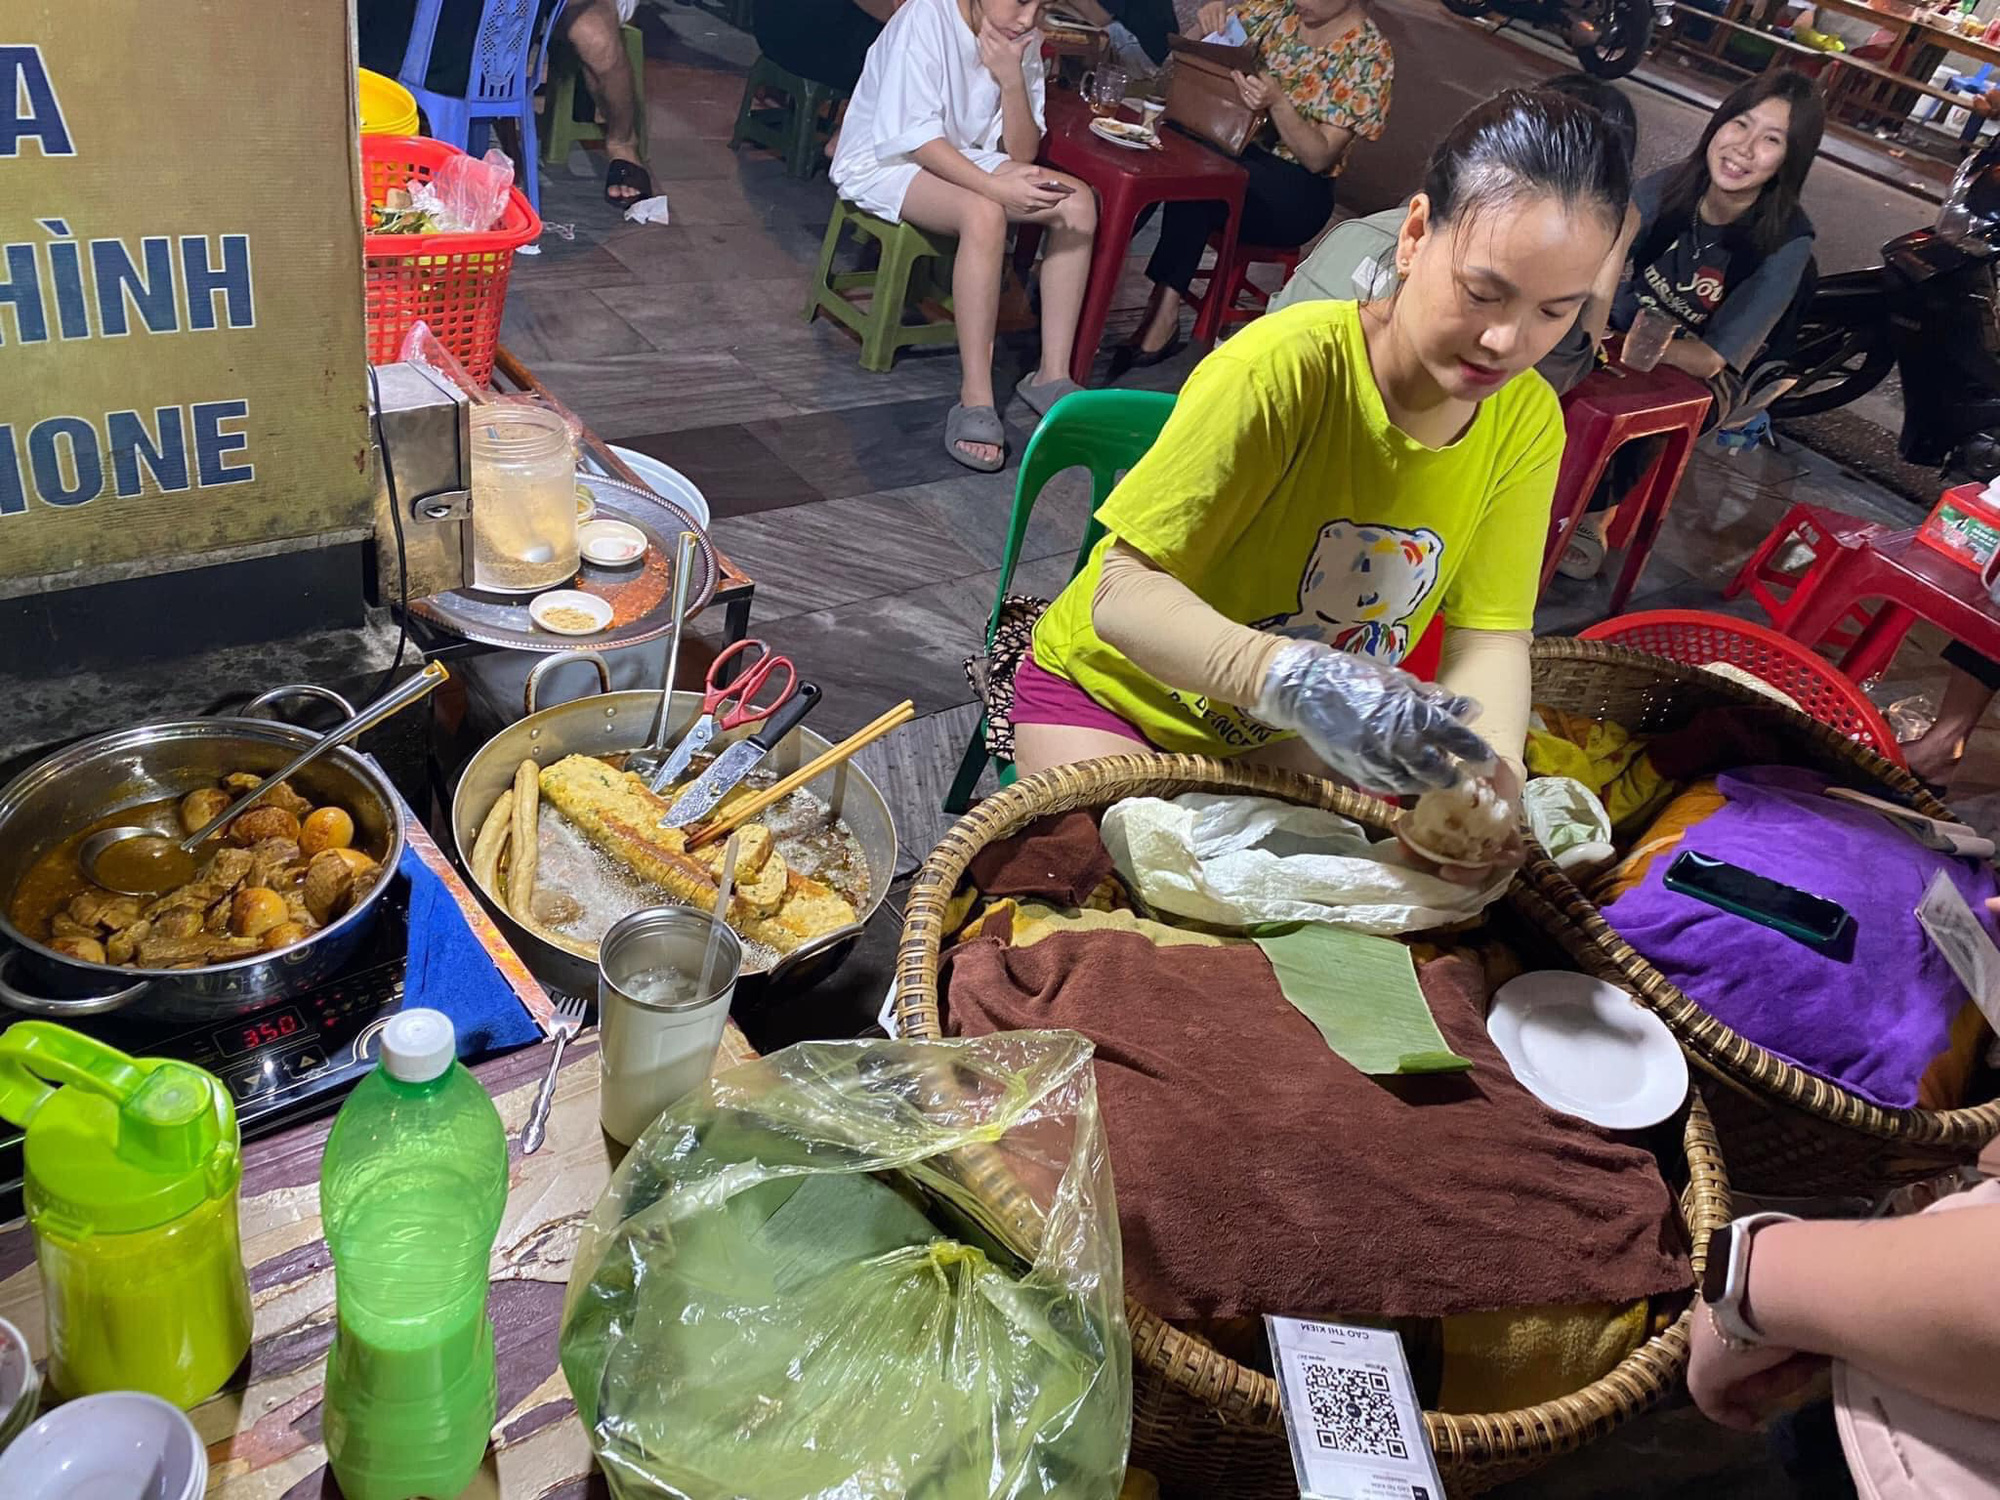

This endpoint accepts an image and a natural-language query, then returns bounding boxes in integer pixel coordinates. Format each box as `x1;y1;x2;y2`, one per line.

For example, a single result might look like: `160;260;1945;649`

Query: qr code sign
1301;1355;1409;1460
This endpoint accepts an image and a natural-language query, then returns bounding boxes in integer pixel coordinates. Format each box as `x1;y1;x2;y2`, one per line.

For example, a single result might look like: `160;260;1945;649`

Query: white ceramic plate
578;517;647;567
604;446;711;528
1088;117;1156;151
529;588;614;636
1487;971;1688;1131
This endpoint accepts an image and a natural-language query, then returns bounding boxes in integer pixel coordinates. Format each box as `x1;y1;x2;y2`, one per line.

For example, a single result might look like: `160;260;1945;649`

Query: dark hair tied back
1423;88;1632;238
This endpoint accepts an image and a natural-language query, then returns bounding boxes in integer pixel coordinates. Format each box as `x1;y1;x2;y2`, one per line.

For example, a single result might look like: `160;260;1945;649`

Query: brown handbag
1162;35;1268;156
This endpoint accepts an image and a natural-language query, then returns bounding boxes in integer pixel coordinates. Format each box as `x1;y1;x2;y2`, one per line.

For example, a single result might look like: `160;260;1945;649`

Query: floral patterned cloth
1236;0;1394;171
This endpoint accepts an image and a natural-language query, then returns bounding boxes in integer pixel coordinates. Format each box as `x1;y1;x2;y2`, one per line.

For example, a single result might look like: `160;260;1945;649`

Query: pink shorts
1012;656;1154;747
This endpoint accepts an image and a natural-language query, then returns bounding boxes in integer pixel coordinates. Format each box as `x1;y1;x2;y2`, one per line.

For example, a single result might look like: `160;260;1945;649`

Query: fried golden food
537;754;856;954
509;760;539;923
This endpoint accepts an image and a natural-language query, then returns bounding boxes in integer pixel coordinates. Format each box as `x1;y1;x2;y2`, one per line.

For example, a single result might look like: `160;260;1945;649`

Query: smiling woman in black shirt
1558;71;1825;581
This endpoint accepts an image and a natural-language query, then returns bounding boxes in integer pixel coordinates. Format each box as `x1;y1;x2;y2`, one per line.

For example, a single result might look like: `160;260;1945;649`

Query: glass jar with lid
469;401;579;594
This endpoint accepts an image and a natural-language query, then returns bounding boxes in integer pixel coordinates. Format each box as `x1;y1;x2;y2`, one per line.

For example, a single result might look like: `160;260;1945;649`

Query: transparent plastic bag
559;1032;1131;1500
410;147;515;232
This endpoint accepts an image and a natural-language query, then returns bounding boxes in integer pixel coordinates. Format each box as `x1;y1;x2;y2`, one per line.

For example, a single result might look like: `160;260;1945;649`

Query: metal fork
521;992;589;1155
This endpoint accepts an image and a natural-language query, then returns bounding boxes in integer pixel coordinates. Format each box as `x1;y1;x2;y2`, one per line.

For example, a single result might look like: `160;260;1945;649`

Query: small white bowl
529;589;613;636
0;1390;208;1500
578;518;647;568
0;1316;38;1452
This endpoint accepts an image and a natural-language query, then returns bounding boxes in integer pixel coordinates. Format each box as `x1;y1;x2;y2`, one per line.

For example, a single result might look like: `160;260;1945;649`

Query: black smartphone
1662;849;1851;952
1036;179;1076;195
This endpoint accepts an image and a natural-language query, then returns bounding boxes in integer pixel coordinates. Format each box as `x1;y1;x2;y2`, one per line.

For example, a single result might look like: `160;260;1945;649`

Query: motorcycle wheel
1575;0;1654;77
1769;315;1895;419
1442;0;1494;16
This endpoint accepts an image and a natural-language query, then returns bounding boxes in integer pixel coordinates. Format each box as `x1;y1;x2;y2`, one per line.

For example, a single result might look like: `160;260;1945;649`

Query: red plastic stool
1187;236;1301;343
1722;501;1891;654
1579;609;1905;763
1540;363;1713;614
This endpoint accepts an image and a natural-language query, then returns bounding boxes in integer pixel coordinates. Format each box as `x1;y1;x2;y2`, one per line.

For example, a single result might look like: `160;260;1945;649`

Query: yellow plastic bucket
358;68;421;136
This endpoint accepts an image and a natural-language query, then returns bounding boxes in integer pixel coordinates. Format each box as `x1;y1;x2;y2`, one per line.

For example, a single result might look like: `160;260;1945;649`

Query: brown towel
941;932;1690;1323
966;810;1114;907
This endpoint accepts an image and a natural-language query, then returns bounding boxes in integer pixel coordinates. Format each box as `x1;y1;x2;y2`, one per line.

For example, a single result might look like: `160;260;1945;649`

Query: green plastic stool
805;200;958;373
539;24;649;166
944;389;1179;813
729;53;847;178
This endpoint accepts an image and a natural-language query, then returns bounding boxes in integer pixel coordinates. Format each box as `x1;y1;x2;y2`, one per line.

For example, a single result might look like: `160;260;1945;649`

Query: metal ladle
79;661;451;896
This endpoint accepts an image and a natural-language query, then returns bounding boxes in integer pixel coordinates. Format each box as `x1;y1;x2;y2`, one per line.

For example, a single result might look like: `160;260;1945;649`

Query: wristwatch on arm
1701;1212;1800;1348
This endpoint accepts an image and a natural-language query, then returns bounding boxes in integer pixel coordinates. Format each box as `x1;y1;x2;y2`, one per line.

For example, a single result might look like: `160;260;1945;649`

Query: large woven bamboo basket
1528;636;2000;1196
895;754;1730;1498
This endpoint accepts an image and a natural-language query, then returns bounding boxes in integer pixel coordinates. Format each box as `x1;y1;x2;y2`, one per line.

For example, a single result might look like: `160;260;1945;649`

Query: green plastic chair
943;388;1178;814
730;53;846;179
805;200;958;372
539;25;649;166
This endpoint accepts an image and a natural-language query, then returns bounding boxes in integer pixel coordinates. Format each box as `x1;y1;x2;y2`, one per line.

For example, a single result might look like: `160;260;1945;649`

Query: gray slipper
1015;372;1084;419
945;403;1006;472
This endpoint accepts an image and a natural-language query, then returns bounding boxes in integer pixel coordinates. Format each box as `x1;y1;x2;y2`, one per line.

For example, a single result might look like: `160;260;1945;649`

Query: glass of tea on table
1083;65;1128;116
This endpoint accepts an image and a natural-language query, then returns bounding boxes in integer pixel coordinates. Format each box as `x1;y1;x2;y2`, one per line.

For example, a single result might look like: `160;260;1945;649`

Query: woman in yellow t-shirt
1018;88;1632;859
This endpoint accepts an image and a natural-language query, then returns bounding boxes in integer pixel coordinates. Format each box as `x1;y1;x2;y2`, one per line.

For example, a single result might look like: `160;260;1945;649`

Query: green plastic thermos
0;1021;252;1407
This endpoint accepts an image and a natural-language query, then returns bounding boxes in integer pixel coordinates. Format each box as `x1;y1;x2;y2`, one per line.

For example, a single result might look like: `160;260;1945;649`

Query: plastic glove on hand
1253;640;1497;794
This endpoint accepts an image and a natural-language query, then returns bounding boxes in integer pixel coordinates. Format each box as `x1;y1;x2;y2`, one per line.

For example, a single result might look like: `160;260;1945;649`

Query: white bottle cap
380;1008;455;1083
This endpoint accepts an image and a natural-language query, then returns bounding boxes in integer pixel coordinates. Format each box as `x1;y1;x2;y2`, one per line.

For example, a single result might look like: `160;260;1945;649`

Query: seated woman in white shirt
832;0;1098;472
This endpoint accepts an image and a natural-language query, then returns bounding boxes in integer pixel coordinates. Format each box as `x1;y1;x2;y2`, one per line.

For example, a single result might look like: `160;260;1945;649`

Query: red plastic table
1028;88;1249;385
1539;358;1713;615
1779;527;2000;684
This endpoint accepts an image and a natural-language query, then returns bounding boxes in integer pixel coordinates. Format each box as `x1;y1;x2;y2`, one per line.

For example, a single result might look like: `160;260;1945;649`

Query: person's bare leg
902;172;1006;466
563;0;644;196
1018;170;1097;384
1906;664;1998;782
1014;721;1151;777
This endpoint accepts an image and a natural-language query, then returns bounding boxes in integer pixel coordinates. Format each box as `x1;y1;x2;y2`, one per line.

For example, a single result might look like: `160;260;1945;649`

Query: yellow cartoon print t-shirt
1031;299;1563;756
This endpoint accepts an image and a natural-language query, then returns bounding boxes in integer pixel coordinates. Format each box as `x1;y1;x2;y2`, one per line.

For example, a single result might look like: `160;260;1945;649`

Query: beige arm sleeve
1091;541;1286;709
1435;625;1532;770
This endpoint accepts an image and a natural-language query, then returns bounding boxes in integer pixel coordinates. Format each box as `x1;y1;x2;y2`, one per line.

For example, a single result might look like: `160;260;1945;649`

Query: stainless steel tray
409;474;717;652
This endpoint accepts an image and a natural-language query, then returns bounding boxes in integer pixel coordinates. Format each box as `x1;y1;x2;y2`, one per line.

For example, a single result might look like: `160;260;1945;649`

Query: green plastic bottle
320;1009;508;1500
0;1022;251;1408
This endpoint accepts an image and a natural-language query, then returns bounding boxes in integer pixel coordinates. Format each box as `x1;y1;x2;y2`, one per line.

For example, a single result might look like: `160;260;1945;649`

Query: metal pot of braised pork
449;653;896;998
0;689;404;1023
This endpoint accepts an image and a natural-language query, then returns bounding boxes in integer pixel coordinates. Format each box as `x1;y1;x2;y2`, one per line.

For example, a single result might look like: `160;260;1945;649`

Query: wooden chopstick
687;700;915;850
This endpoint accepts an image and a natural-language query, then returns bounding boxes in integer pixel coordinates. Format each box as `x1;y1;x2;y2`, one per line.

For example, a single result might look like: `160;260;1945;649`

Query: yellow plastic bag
560;1032;1130;1500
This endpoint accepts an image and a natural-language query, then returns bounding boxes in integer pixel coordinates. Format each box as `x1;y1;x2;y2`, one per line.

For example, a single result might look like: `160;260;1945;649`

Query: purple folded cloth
1601;766;1999;1110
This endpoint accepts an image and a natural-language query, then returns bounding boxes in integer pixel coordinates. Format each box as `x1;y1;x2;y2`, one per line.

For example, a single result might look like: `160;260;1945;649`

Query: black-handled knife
658;682;822;828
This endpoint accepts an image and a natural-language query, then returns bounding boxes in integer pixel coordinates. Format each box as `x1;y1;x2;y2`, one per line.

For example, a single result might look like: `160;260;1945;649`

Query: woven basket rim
1528;638;2000;1150
894;752;1730;1476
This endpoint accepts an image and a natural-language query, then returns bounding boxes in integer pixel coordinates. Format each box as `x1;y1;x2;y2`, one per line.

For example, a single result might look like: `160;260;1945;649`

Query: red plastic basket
1578;609;1905;764
361;136;541;384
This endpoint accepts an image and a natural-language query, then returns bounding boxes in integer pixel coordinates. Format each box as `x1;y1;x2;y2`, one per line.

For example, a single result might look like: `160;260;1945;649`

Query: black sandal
604;158;653;205
1106;331;1184;382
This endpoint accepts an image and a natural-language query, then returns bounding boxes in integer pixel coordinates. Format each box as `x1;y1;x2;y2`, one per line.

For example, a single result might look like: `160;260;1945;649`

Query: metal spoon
624;530;699;788
80;661;451;896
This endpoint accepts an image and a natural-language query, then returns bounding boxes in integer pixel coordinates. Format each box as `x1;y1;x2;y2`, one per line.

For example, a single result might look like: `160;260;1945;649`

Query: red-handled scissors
647;638;797;790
